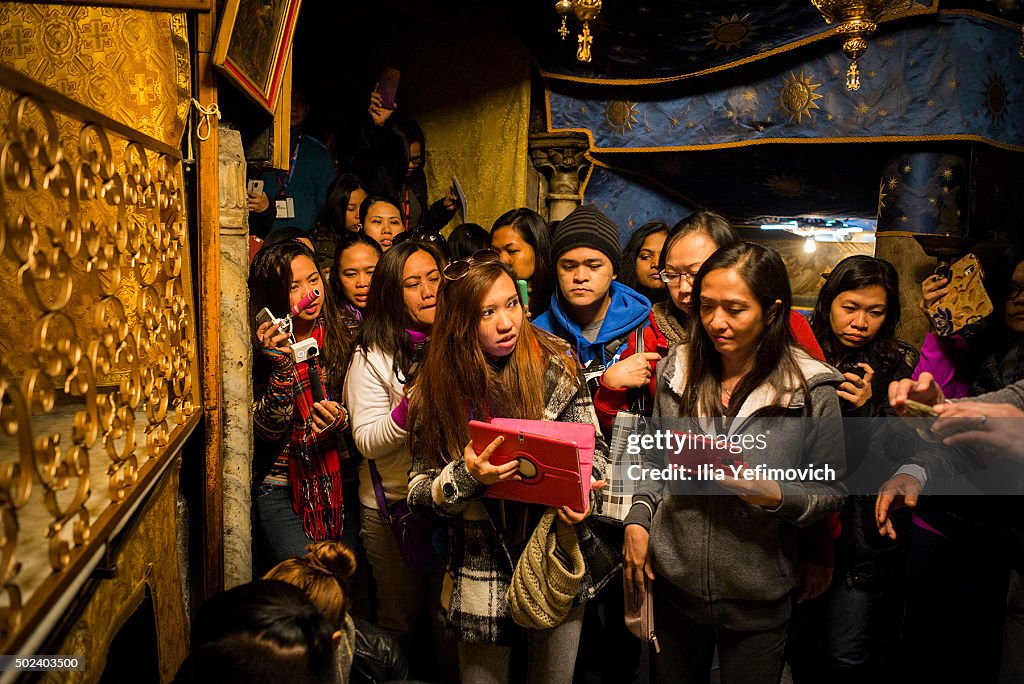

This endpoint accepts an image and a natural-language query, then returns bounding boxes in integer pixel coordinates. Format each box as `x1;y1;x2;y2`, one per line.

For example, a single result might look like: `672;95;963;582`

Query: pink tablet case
469;420;592;512
490;418;594;486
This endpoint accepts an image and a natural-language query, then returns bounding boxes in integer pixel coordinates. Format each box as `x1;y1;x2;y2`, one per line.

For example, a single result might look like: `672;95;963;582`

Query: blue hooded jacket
534;281;651;369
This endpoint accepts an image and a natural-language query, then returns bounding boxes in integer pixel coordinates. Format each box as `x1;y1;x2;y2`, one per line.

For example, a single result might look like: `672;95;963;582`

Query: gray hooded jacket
624;344;847;617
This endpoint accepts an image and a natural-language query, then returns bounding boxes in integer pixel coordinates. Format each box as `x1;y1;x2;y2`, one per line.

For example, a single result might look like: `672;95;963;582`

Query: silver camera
291;337;319;363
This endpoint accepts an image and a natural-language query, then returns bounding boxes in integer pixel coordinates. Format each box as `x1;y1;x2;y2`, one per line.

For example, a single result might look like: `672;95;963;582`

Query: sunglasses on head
442;249;501;281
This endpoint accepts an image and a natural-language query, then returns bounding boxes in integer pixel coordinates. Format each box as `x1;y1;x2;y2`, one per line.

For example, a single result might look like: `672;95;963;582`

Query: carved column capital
529;132;591;222
219;127;248;236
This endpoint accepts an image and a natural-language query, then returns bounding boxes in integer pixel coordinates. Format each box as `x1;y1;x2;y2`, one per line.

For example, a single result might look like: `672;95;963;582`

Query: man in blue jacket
533;204;651;393
533;204;650;683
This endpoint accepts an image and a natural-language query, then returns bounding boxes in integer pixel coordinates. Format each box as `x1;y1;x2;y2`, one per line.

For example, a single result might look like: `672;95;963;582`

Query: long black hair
318;173;367;236
620;221;669;302
248;240;351;397
810;255;918;382
491;208;554;316
358;240;445;384
683;242;804;417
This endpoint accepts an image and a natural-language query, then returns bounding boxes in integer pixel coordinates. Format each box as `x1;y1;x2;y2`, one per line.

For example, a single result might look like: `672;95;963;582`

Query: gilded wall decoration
0;6;198;650
0;5;190;147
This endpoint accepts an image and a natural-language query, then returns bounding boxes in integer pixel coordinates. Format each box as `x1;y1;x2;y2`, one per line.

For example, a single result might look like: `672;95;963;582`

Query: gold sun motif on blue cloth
776;70;823;124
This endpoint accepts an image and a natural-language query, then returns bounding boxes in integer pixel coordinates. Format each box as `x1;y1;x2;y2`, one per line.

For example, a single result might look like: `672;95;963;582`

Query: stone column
529;132;591;222
218;127;253;587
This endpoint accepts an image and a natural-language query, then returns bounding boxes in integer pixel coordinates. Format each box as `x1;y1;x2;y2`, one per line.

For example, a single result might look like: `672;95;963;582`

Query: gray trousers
457;603;586;684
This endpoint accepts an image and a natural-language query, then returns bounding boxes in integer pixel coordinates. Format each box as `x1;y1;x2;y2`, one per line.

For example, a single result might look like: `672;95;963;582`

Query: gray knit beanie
550;205;622;273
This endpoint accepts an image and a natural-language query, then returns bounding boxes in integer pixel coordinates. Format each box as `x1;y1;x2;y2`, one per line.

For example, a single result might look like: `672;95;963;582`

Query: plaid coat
407;359;621;646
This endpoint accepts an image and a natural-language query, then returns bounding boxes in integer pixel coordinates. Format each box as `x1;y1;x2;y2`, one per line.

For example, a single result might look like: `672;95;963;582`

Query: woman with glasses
343;240;453;681
624;241;846;683
406;251;616;683
593;211;823;432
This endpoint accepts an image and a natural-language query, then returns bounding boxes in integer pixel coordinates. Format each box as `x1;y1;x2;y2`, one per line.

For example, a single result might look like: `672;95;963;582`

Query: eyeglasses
659;270;697;285
1008;283;1024;301
443;249;501;281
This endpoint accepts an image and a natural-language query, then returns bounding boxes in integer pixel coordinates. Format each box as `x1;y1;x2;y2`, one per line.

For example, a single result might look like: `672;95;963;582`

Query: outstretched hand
875;473;921;540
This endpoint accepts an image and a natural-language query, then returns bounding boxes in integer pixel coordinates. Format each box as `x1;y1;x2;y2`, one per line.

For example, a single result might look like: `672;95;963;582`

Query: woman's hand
837;363;874;408
888;372;945;416
257;320;292;361
442;191;458;211
464;436;519;485
623;523;654;613
247;191;270;213
368;87;395;127
718;474;783;508
557;480;605;526
601;352;662;390
919;274;949;314
311;400;345;434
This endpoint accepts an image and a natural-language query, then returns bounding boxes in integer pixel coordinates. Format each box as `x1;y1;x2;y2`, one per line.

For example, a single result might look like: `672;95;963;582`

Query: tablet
469;420;586;512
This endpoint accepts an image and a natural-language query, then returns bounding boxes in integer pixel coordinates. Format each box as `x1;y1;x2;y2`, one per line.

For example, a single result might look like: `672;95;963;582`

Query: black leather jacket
349;617;408;684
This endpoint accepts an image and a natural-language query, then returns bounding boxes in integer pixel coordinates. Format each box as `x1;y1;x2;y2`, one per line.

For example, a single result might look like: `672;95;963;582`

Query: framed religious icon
212;0;302;113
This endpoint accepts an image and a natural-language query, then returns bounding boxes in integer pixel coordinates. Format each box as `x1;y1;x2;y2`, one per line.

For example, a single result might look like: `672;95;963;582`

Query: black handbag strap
368;460;392;522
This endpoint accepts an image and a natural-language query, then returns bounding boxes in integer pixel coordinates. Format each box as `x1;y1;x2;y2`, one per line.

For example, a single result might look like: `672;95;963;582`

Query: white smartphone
255;307;276;329
247;179;264;196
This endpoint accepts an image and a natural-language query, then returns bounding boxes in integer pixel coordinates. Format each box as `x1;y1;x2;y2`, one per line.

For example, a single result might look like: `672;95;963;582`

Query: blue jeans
253;483;311;569
822;578;881;668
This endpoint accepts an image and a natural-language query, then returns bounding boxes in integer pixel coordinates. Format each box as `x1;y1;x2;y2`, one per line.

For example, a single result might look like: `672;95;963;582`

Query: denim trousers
253;483;311;569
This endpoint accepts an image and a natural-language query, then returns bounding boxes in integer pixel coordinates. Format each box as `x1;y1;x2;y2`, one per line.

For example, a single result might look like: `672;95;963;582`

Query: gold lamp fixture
555;0;603;63
812;0;912;90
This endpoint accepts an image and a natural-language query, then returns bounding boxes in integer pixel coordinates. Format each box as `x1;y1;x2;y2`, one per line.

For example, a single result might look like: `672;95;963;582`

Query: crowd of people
174;87;1024;684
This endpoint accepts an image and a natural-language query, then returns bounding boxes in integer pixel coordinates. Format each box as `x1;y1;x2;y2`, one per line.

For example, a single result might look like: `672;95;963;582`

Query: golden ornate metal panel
0;4;200;653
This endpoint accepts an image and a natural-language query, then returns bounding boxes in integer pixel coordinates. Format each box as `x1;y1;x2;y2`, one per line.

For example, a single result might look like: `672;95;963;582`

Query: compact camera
290;337;319;363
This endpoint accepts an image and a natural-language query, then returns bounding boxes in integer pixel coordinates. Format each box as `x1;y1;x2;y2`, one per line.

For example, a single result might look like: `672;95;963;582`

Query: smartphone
255;307;277;329
516;279;530;309
902;399;938;418
247;179;264;196
378;67;400;109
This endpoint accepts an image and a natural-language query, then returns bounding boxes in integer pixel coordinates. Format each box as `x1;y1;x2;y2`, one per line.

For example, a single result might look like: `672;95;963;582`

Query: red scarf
288;321;344;541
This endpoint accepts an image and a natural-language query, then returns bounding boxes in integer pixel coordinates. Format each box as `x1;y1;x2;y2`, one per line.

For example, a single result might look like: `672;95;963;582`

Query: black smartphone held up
378;67;400;110
837;358;867;379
